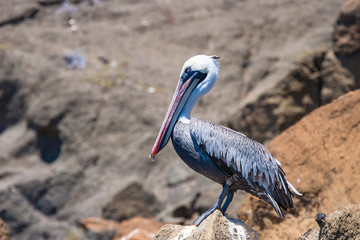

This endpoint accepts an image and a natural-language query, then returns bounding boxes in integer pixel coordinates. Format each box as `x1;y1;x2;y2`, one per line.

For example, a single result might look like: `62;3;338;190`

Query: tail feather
266;193;284;218
287;181;302;196
264;180;301;217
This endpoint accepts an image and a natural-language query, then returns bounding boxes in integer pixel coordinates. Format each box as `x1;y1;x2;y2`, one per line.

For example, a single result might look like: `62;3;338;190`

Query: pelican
150;55;301;225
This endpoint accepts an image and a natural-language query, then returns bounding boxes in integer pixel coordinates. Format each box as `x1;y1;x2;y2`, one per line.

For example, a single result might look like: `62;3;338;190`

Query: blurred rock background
0;0;359;239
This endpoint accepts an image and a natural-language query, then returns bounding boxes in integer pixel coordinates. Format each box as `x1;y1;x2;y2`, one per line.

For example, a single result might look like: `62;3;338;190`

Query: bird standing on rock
150;55;301;226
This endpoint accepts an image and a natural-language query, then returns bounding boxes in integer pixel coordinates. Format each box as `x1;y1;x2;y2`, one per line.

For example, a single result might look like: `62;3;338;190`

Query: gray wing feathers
190;118;296;210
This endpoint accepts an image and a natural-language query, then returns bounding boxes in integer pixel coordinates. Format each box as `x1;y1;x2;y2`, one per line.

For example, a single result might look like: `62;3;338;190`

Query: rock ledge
153;210;258;240
298;204;360;240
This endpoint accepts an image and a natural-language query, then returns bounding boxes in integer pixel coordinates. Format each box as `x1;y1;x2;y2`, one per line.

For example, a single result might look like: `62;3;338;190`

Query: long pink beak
150;72;205;159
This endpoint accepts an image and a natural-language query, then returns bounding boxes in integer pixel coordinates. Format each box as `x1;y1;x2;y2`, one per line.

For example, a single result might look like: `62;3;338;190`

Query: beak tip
149;153;156;161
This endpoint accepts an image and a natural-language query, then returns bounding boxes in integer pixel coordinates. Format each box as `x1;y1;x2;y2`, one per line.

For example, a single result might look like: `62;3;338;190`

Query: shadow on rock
28;122;62;163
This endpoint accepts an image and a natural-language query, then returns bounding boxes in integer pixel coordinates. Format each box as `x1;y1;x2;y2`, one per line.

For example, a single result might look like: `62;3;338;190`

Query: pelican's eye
181;66;193;82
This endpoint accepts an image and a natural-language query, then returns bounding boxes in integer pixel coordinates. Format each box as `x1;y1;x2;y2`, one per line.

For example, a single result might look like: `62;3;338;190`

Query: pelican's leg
220;190;234;214
193;184;229;226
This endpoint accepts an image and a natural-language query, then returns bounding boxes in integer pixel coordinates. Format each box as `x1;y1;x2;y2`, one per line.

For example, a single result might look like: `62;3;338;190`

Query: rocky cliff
225;0;360;143
238;89;360;239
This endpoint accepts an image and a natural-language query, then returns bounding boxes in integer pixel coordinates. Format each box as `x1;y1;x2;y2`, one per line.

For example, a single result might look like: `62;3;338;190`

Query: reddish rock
114;217;164;240
82;217;164;240
82;217;120;234
238;90;360;239
0;218;9;240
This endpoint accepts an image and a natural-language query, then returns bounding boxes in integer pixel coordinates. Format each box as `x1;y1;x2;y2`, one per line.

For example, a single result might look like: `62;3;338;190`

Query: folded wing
190;118;300;216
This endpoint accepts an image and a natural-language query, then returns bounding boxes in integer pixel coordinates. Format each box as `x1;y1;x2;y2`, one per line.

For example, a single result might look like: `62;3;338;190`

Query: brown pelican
150;55;301;225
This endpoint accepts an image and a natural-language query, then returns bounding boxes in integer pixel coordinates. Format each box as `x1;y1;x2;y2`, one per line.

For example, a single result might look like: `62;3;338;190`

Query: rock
102;182;163;221
0;218;9;240
298;204;360;240
319;50;357;104
332;0;360;94
154;210;258;240
0;53;27;133
226;47;358;143
157;184;246;225
82;217;163;240
0;0;349;238
225;0;360;143
15;171;83;216
82;217;118;240
333;0;360;57
113;217;163;240
0;3;38;28
226;39;359;144
238;90;360;239
0;186;72;240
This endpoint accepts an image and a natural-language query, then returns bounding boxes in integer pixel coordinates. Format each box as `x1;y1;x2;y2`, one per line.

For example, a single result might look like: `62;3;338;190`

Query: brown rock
154;210;258;240
114;217;163;240
238;90;360;239
333;0;360;57
82;217;164;240
225;47;357;143
332;0;360;90
0;218;9;240
226;0;360;144
298;204;360;240
82;217;119;234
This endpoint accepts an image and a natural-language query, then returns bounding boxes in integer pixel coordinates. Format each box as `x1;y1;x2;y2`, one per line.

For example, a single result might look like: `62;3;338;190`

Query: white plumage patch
180;55;219;77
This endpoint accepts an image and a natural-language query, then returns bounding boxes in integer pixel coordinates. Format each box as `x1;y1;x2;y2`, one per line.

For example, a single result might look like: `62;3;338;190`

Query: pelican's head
150;55;220;159
180;55;220;89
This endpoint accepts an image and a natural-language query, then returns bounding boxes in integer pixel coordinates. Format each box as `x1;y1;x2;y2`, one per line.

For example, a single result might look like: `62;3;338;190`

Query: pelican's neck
178;70;218;125
178;91;199;124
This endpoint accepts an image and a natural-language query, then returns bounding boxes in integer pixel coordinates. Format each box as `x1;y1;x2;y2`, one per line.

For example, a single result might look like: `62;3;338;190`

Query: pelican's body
151;55;301;225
